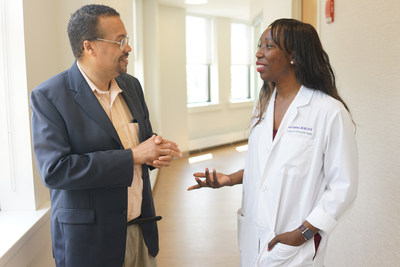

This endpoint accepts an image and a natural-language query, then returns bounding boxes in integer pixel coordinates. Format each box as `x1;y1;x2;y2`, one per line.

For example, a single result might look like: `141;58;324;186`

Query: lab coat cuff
306;206;337;234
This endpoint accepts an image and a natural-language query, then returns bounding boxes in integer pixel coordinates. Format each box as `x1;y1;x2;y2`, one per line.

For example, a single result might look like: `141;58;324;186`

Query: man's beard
117;52;129;75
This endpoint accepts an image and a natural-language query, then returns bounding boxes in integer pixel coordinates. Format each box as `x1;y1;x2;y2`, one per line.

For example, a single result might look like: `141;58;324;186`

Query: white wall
157;5;189;151
319;1;400;266
250;0;294;27
249;0;400;266
141;0;162;134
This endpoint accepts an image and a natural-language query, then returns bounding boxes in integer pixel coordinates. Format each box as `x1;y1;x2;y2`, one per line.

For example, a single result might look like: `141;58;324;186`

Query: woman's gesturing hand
187;168;232;190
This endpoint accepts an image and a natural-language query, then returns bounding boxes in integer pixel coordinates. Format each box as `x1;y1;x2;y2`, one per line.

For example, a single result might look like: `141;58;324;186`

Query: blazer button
122;210;127;215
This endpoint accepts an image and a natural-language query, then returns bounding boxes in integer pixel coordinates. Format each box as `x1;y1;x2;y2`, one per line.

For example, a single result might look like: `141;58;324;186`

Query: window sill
228;99;254;109
188;102;223;114
0;202;51;265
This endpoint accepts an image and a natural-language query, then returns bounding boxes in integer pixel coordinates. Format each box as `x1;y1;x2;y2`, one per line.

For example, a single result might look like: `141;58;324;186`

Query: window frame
186;63;212;104
252;17;264;104
230;64;251;101
230;21;252;102
185;15;214;105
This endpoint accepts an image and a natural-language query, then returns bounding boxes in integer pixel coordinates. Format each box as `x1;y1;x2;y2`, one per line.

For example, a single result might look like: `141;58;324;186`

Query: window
186;16;213;104
0;0;36;212
253;19;264;100
0;3;12;211
231;22;251;101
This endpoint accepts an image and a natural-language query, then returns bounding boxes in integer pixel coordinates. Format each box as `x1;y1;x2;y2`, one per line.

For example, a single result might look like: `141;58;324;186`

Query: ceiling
157;0;250;21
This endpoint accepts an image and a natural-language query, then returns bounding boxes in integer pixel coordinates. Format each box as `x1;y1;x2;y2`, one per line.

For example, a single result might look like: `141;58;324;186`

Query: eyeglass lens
121;37;129;50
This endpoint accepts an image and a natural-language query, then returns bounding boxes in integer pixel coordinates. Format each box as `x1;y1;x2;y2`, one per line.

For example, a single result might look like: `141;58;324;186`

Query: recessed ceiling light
184;0;208;5
188;153;213;164
235;144;248;152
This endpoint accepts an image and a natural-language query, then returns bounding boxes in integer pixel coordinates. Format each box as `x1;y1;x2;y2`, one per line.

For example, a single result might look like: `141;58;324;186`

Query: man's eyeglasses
96;36;129;50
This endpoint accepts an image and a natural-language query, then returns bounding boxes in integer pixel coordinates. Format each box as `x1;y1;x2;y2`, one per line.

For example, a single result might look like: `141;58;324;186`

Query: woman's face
255;28;293;83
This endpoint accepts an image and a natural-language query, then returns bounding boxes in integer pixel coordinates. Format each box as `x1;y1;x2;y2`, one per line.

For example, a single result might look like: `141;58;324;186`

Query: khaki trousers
122;224;158;267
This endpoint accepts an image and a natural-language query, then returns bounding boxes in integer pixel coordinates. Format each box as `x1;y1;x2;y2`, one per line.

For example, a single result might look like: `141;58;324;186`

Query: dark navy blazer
30;62;158;267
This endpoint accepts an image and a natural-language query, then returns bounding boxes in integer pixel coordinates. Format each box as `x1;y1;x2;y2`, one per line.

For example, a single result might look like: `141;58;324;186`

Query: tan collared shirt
77;62;143;221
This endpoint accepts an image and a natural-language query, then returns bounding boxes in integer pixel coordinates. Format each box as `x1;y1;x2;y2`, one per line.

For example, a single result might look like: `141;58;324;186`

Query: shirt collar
76;61;122;96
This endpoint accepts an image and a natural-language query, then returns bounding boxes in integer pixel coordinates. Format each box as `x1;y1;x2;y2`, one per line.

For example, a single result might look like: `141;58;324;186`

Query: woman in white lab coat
188;18;358;267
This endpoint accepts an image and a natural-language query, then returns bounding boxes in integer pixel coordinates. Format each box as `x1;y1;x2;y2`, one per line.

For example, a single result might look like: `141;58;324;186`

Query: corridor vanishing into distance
154;142;247;267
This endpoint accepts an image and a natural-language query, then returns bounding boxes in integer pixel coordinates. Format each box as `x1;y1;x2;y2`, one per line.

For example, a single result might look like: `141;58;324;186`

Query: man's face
94;16;132;78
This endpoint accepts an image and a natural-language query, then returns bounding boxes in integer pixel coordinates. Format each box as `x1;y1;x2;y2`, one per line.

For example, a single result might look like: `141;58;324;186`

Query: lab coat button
261;185;266;191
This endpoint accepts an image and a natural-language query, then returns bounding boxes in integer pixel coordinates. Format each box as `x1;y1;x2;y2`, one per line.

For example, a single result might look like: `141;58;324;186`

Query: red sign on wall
325;0;334;23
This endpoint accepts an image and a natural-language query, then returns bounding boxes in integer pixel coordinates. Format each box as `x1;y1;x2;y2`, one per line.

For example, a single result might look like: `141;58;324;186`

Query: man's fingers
159;140;179;149
154;135;163;144
159;142;182;157
151;160;171;167
159;148;182;158
158;155;173;162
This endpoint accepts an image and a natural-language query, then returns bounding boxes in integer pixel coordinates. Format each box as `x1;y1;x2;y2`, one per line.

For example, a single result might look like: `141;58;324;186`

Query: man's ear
83;40;96;56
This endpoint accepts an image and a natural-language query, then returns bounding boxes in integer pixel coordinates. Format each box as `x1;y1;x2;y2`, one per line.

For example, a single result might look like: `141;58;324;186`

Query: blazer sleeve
30;89;134;191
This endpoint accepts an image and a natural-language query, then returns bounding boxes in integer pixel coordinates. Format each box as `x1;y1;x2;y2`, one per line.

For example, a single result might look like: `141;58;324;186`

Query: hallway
153;142;247;267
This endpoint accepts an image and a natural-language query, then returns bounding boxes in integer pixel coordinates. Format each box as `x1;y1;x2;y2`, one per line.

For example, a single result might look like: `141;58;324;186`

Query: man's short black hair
67;4;119;59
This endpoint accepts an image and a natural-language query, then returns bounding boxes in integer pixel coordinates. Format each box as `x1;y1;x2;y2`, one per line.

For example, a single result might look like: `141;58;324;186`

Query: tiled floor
153;141;248;267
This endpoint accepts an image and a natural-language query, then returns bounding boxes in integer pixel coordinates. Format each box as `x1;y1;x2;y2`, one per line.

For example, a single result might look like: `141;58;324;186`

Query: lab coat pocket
279;136;314;180
273;243;301;259
258;243;302;267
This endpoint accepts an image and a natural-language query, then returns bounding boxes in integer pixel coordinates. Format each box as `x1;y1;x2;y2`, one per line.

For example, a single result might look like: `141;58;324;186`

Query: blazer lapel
116;77;148;143
68;62;121;145
116;79;144;124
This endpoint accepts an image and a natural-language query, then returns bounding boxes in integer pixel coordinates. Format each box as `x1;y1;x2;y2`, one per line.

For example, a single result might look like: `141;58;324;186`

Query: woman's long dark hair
254;18;350;127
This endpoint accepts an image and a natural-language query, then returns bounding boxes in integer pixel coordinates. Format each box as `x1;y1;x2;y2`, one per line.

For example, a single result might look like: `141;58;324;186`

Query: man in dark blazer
30;5;181;267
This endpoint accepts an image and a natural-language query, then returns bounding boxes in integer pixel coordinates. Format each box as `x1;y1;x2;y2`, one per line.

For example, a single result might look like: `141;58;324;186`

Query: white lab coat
238;86;358;267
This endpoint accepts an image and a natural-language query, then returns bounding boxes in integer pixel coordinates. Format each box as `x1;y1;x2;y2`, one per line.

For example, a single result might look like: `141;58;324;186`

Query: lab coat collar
258;86;315;181
272;85;314;144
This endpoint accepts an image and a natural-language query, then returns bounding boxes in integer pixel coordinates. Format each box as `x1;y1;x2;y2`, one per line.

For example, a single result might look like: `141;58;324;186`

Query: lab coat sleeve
306;108;358;234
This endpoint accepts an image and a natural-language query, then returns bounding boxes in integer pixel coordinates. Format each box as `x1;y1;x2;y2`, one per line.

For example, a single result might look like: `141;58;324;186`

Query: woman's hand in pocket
267;229;305;251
